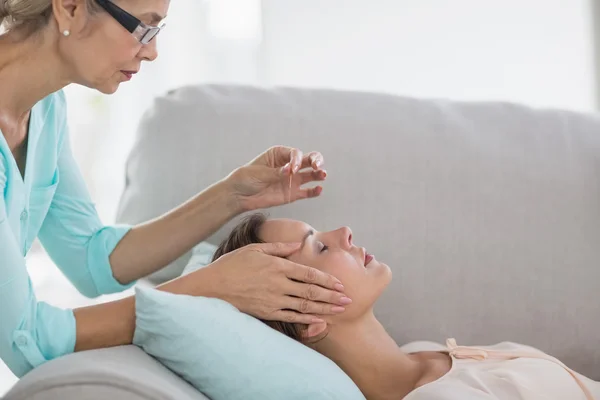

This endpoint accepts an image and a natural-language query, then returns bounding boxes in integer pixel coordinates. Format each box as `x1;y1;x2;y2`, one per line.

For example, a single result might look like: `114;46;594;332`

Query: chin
373;262;393;294
96;83;120;95
359;263;393;311
371;260;392;280
80;80;120;95
383;262;392;279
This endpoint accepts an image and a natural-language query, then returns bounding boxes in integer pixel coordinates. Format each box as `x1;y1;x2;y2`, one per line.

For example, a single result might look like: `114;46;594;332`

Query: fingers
301;151;324;170
286;171;326;203
283;262;344;292
290;148;304;174
268;147;322;170
269;146;294;169
279;162;292;177
295;186;323;200
285;280;352;308
285;296;348;316
269;310;325;325
252;242;301;257
296;169;327;185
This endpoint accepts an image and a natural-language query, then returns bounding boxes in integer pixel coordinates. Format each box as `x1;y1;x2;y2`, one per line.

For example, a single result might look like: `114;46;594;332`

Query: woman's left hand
226;146;327;211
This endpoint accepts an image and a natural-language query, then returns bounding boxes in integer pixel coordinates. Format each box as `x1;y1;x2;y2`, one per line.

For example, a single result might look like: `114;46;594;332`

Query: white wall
262;0;596;112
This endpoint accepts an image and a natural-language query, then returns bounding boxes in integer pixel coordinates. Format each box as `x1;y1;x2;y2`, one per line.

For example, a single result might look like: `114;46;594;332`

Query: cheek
77;40;127;75
94;27;139;65
103;41;138;67
316;255;391;319
314;253;365;287
294;252;372;299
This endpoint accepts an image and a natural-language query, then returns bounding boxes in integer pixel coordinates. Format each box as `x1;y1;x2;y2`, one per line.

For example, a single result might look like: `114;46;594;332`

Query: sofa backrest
117;85;600;378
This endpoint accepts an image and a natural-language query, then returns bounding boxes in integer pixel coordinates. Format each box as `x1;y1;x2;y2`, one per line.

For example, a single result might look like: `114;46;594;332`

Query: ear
301;321;328;341
52;0;84;32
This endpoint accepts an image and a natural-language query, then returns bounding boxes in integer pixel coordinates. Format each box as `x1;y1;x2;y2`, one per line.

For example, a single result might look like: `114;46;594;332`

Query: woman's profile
212;213;600;400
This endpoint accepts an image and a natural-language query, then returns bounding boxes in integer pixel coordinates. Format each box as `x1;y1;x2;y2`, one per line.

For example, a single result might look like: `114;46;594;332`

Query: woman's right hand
200;242;350;324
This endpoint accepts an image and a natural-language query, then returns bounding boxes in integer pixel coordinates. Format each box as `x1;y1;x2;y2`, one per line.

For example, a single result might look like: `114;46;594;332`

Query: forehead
259;219;314;243
117;0;169;19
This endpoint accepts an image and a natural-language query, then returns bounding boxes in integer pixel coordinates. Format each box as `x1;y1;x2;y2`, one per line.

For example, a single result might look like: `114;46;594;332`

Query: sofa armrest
4;346;208;400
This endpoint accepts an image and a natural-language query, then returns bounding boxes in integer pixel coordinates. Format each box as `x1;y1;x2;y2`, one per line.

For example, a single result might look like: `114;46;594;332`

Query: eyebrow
140;12;166;24
300;229;314;250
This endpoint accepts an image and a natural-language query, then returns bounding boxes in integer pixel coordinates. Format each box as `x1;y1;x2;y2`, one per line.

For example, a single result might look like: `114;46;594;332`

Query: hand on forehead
260;219;314;246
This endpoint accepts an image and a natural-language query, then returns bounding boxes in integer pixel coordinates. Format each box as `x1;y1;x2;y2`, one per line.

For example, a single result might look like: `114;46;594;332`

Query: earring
63;30;70;37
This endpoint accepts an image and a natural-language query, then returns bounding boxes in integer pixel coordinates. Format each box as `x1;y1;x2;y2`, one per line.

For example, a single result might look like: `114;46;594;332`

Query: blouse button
20;210;28;221
16;336;27;346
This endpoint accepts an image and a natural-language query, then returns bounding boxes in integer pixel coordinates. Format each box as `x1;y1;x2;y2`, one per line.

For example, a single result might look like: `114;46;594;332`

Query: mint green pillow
133;287;365;400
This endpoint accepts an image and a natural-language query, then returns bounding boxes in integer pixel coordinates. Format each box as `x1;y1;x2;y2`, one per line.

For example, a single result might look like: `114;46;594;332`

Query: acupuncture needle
288;167;293;203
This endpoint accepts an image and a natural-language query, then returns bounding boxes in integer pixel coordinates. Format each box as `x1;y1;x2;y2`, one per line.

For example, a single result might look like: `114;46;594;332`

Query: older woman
0;0;350;378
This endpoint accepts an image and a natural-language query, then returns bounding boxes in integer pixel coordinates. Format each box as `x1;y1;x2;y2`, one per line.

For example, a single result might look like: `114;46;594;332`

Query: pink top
400;339;599;400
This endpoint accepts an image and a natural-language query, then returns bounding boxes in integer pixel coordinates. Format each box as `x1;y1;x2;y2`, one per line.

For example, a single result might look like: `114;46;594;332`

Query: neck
0;24;70;120
312;313;425;400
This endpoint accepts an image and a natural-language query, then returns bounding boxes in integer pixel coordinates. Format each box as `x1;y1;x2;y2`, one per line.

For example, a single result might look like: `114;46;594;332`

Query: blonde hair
0;0;52;31
0;0;98;33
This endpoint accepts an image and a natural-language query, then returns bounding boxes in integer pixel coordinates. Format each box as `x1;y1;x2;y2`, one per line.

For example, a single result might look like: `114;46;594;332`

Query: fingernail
332;306;346;313
312;318;325;324
281;163;291;174
339;297;353;305
334;283;345;292
316;160;323;168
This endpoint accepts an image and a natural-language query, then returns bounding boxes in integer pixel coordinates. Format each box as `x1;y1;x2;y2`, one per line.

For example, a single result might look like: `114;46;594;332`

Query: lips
361;247;374;267
120;70;137;80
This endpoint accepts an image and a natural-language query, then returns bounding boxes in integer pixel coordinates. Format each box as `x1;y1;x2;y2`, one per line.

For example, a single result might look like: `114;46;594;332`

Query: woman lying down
212;213;599;400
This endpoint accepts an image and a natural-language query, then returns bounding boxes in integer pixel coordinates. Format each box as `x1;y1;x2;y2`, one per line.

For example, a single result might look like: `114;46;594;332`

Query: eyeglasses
94;0;165;44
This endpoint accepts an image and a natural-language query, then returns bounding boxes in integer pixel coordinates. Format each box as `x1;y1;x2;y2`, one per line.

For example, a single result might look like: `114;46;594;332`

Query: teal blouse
0;90;135;377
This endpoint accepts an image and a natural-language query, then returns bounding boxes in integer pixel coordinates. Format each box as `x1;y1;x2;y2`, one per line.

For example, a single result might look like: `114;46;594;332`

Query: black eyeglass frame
95;0;165;44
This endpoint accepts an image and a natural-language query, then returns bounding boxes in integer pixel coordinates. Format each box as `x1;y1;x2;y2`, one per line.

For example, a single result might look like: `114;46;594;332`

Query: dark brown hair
212;213;305;342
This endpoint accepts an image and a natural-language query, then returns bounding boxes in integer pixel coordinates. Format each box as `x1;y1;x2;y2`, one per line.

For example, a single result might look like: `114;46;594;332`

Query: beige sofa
5;85;599;399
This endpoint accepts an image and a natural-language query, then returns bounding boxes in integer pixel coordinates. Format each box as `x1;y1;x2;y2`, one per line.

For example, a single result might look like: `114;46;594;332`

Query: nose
336;226;353;249
139;38;159;62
